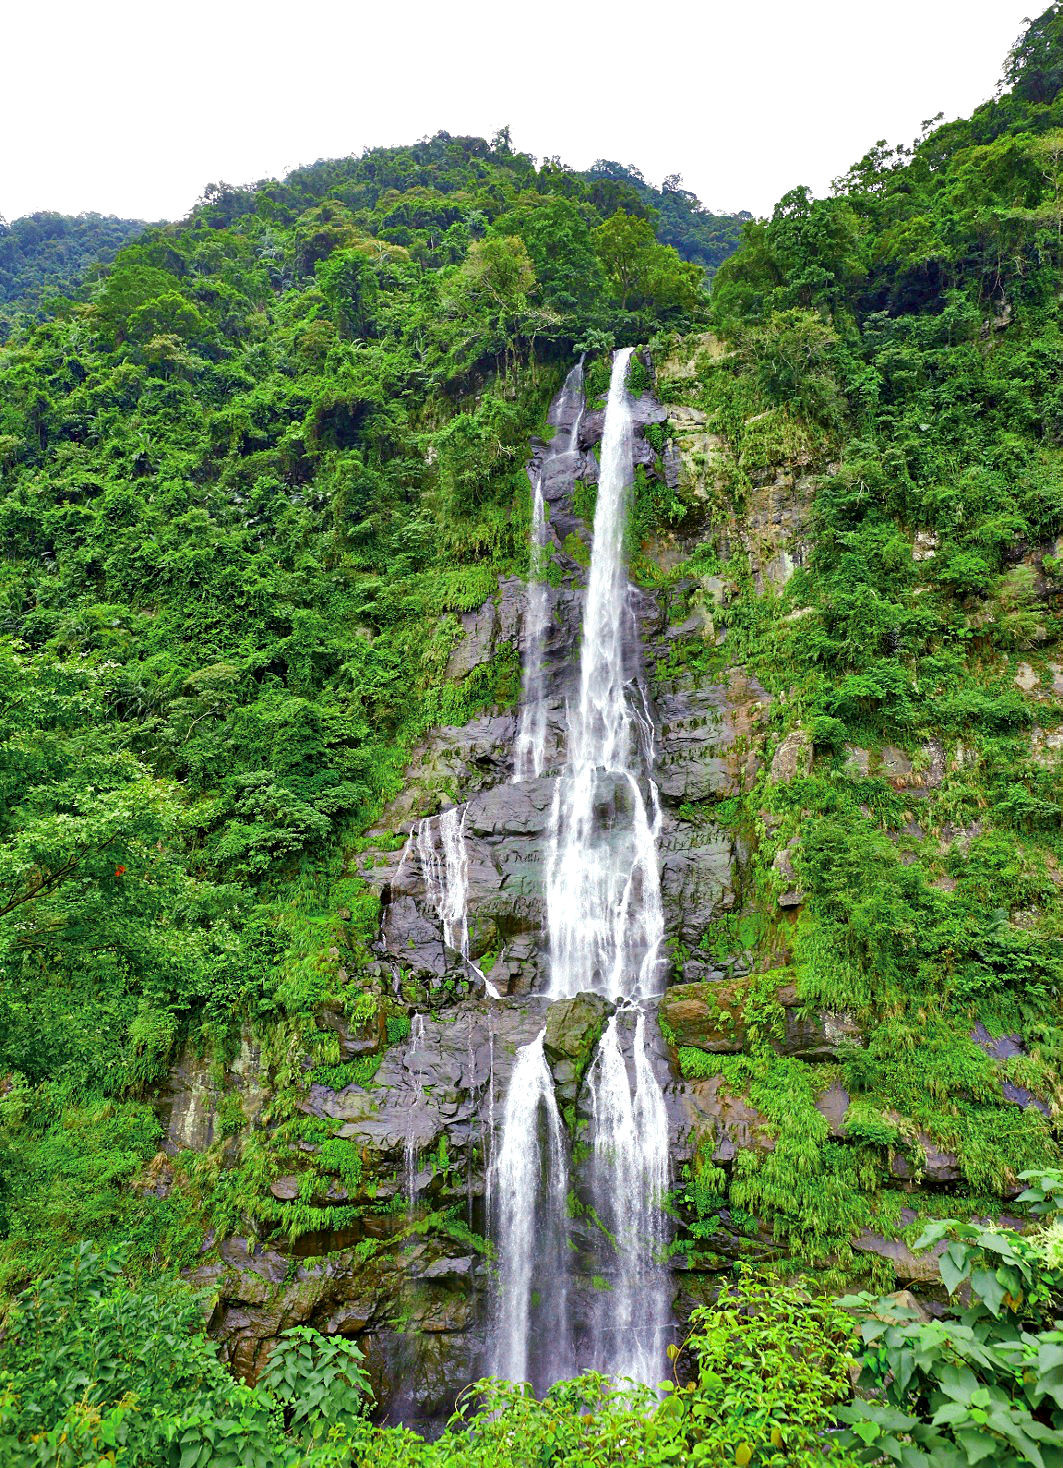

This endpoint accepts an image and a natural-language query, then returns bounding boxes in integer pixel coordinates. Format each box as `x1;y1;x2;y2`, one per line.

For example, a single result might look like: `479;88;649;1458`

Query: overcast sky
1;0;1037;225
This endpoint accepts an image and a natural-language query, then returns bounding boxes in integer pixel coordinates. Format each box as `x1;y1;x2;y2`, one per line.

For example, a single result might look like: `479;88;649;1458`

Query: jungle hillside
1;8;1062;1467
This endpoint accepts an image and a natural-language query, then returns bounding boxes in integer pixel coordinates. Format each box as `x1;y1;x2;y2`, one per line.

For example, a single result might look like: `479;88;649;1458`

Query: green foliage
662;1269;860;1465
657;8;1063;1303
260;1326;369;1445
586;160;750;277
310;1054;381;1091
386;1012;412;1045
837;1192;1063;1467
354;1182;1062;1466
593;209;705;323
0;211;145;335
1;1191;1059;1467
0;129;739;1291
350;1267;861;1467
3;13;1063;1457
0;1243;282;1466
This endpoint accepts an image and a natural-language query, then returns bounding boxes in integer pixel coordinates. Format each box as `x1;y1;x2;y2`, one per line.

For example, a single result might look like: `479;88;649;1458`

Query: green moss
562;529;590;568
626;354;652;395
310;1054;382;1091
571;479;597;526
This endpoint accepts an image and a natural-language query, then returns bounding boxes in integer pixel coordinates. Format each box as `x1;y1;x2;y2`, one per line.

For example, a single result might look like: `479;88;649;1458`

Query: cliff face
152;342;1060;1428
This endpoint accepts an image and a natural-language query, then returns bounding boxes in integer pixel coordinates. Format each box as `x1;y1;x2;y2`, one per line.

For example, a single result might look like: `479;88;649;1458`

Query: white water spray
542;348;669;1383
490;349;671;1390
545;348;664;1002
587;1010;670;1381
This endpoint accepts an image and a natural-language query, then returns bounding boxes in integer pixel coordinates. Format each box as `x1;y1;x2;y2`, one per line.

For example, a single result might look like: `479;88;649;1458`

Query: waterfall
417;806;471;957
545;346;664;1002
514;357;585;782
416;807;500;998
587;1010;670;1381
544;347;669;1383
488;1031;572;1388
484;1017;496;1228
489;348;671;1390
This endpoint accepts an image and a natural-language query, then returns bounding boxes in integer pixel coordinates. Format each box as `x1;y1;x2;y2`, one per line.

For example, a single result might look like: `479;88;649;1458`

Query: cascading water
416;806;471;957
545;346;664;1003
544;346;669;1381
415;807;500;998
489;348;671;1390
514;357;585;783
587;1010;670;1382
488;1031;572;1388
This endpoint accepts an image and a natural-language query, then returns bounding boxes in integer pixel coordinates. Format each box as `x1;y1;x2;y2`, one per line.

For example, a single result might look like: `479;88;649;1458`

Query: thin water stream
415;807;500;999
403;1013;426;1210
514;356;585;783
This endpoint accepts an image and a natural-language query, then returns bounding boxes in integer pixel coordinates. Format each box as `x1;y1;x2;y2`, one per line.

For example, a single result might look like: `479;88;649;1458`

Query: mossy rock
543;993;611;1105
661;978;862;1059
660;979;749;1052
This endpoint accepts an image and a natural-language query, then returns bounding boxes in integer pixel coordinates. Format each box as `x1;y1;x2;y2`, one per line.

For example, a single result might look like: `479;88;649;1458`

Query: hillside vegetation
0;11;1062;1468
0;130;722;1292
0;212;146;337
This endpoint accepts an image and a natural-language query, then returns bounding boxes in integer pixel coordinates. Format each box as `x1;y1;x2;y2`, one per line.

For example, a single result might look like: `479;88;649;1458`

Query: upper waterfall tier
545;348;665;1002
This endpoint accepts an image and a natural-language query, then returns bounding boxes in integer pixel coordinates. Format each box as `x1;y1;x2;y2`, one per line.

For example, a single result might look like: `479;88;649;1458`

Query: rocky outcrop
543;993;611;1107
659;978;861;1059
155;1034;268;1156
769;730;812;784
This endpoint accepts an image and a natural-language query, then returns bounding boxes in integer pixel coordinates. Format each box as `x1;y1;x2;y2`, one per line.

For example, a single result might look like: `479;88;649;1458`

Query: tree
1004;3;1063;105
592;208;704;314
444;235;540;371
0;646;230;1096
490;196;607;325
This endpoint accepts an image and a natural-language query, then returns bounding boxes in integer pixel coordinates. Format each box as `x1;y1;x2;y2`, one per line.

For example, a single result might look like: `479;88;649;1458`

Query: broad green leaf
939;1243;972;1296
968;1268;1006;1317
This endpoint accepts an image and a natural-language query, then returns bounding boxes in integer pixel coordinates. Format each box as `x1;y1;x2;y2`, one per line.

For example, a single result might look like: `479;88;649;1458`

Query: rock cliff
153;347;1057;1428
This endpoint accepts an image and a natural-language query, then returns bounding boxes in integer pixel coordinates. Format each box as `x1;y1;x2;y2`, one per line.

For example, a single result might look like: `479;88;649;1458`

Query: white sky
0;0;1036;224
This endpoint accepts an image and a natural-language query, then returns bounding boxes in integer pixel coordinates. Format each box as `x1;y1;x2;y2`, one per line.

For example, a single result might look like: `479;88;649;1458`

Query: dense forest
0;212;147;339
0;9;1062;1467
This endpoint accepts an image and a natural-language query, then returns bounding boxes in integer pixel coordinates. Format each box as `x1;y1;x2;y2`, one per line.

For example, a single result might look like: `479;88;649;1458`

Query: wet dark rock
318;1001;545;1187
971;1023;1025;1061
658;820;735;949
772;844;805;908
853;1231;945;1284
775;985;862;1059
890;1138;963;1184
816;1084;850;1138
1002;1081;1051;1115
652;670;770;803
668;1075;774;1165
316;1003;382;1058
